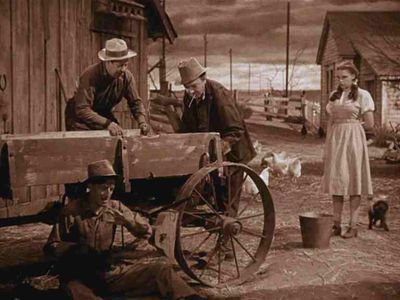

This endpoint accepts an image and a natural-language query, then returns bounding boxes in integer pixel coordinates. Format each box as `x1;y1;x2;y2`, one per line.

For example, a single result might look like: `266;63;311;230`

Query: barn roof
140;0;178;43
316;11;400;77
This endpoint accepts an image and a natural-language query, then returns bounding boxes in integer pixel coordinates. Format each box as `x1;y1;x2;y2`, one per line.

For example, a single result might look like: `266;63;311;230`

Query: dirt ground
0;122;399;299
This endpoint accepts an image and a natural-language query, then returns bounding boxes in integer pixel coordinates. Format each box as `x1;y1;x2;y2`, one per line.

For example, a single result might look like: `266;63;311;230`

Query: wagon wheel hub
221;216;242;236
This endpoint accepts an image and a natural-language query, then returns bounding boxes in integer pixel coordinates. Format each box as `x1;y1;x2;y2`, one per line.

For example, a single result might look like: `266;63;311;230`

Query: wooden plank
45;0;61;199
29;0;47;203
0;0;12;134
11;0;30;204
11;0;30;134
45;0;60;132
78;0;92;73
138;17;148;103
1;129;140;140
60;0;78;99
4;132;220;188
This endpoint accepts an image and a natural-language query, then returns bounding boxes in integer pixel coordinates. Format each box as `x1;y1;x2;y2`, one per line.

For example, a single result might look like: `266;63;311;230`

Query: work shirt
65;62;146;131
180;79;256;164
45;198;152;254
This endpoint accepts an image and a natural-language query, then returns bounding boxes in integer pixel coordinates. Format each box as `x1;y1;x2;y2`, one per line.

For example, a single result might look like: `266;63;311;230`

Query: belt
333;119;360;124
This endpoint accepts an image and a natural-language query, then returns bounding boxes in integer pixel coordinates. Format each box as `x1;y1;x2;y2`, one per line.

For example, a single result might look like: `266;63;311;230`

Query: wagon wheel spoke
186;232;214;261
199;240;220;278
238;192;260;217
232;236;257;262
226;167;232;213
241;227;267;239
218;242;222;284
230;236;240;279
229;172;248;212
181;226;221;238
193;188;222;217
183;210;210;222
238;212;265;221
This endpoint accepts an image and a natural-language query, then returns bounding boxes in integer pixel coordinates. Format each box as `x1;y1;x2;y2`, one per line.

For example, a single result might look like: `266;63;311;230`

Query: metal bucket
299;212;333;249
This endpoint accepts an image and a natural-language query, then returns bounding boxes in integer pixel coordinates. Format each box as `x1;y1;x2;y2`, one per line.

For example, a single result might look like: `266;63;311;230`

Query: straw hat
98;38;137;61
86;160;118;183
178;57;208;86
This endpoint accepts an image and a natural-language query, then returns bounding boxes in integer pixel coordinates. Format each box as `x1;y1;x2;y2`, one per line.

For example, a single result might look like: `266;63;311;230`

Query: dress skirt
321;120;373;196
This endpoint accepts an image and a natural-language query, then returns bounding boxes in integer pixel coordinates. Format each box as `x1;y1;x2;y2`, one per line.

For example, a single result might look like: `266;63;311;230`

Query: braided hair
329;61;359;102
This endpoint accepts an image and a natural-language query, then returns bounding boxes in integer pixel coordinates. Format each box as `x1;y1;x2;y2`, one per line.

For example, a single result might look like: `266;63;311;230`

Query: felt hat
98;38;137;61
178;57;208;86
86;160;118;183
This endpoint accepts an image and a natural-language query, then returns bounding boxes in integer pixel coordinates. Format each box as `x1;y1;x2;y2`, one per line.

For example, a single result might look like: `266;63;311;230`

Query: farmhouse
316;11;400;129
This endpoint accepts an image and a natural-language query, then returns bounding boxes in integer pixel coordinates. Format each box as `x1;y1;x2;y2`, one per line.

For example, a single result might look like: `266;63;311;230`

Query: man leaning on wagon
65;38;150;136
177;57;256;216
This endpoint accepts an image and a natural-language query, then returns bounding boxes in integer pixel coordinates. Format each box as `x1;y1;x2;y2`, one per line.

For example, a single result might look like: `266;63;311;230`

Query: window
325;66;334;95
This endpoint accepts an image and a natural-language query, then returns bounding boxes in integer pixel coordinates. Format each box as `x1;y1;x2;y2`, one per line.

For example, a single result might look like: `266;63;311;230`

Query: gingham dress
321;88;374;196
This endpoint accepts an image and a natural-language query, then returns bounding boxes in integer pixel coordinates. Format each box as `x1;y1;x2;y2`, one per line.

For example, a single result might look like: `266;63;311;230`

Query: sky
148;0;400;91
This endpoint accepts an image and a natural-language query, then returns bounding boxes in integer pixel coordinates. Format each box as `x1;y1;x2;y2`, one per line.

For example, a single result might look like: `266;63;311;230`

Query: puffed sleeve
359;90;375;114
326;101;333;115
326;91;337;115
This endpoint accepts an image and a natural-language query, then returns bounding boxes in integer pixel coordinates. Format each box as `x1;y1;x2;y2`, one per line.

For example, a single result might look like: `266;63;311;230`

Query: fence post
233;89;239;103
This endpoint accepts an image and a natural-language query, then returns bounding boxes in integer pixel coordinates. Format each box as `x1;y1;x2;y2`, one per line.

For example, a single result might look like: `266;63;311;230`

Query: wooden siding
382;80;400;125
358;59;380;126
320;29;340;129
0;0;149;207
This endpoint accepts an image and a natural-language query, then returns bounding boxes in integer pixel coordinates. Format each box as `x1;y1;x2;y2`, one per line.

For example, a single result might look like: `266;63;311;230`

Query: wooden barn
0;0;176;213
316;11;400;130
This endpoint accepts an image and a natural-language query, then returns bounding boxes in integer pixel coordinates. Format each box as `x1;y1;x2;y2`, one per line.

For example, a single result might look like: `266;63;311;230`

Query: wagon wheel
175;162;275;287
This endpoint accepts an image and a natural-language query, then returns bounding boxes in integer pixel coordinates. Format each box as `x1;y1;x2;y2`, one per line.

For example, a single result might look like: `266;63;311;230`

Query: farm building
0;0;176;136
0;0;176;213
316;11;400;130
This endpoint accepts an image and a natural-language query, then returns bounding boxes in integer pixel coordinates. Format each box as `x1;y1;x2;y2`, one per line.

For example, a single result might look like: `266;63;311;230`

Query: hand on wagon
107;121;124;136
139;122;150;136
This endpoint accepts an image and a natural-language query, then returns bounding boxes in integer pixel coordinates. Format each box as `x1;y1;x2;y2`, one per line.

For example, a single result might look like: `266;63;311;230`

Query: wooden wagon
0;130;275;287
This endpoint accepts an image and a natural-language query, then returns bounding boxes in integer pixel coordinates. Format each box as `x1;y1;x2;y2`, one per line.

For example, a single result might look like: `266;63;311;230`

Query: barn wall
0;0;149;208
319;28;340;130
382;80;400;126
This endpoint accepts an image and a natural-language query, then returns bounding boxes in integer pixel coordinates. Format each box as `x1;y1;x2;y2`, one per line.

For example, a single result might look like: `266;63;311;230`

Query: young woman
322;61;374;238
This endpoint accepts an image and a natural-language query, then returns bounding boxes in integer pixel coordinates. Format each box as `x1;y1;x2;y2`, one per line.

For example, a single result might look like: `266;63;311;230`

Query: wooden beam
3;131;220;187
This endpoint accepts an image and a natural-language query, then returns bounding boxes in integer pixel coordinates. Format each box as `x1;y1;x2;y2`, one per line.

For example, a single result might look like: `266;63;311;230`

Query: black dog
368;200;389;231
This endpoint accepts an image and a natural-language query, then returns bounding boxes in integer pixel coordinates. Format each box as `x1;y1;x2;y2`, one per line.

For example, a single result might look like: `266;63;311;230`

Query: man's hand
105;208;130;226
107;122;123;136
221;140;232;155
139;122;150;136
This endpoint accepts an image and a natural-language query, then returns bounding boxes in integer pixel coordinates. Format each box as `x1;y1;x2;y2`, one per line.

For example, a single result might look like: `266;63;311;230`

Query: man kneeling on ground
44;159;202;300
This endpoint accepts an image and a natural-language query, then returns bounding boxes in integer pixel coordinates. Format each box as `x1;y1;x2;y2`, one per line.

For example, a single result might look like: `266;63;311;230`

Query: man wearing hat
178;58;256;216
65;38;149;136
44;160;201;300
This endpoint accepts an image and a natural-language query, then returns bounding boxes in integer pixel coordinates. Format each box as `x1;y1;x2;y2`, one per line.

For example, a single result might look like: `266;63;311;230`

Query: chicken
242;167;270;198
259;167;270;187
252;140;263;154
288;157;301;182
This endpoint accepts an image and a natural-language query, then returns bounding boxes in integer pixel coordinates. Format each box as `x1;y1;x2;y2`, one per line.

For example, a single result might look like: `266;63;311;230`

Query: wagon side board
0;130;222;218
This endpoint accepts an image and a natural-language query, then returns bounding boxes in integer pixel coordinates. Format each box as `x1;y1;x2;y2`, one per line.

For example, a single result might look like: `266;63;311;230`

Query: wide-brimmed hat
85;160;119;183
178;57;208;86
98;38;137;61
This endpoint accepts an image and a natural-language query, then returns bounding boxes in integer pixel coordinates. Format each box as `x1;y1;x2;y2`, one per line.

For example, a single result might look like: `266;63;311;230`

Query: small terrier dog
368;197;389;231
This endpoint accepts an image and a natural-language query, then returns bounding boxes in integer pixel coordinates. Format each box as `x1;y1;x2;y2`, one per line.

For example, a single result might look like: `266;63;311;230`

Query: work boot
342;227;358;239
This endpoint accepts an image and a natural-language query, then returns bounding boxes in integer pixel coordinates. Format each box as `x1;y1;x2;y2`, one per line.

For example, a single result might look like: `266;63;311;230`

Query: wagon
0;130;275;287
